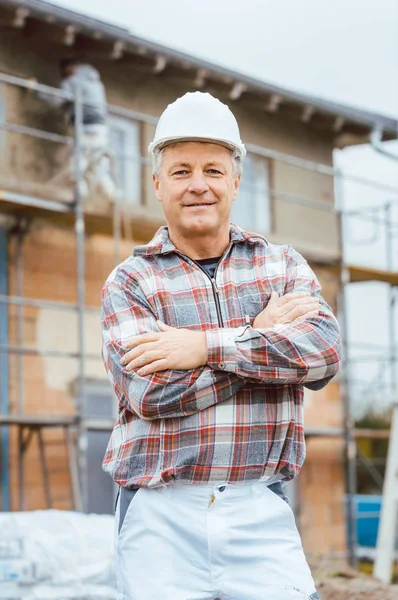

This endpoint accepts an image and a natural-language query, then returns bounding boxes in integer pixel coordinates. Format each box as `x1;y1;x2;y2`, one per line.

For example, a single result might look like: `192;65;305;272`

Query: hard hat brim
148;136;246;158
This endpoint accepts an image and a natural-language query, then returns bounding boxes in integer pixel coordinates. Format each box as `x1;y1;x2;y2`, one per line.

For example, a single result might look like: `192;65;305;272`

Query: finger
282;302;320;320
121;342;159;366
267;291;280;305
124;332;161;350
279;297;320;314
281;305;320;323
277;292;312;306
126;350;165;372
137;359;170;377
156;320;174;331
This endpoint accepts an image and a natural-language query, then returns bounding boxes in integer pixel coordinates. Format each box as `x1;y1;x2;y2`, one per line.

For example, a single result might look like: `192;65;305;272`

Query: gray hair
152;144;243;178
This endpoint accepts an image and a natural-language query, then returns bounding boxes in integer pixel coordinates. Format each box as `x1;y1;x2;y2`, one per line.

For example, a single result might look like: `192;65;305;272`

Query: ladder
374;402;398;583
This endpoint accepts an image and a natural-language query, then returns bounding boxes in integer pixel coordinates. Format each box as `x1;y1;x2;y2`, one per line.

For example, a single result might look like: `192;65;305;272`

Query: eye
172;170;189;176
207;169;222;175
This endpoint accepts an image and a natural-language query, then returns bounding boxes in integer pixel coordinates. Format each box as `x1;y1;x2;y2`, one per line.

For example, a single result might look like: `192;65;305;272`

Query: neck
168;227;230;260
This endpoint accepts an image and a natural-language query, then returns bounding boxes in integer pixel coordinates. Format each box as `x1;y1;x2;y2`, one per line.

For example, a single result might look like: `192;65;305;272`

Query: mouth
184;202;216;207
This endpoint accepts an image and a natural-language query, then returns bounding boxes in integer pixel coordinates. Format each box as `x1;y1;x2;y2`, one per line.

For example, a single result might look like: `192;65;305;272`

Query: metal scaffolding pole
74;85;86;513
335;169;358;567
374;202;398;583
385;204;397;397
15;226;26;510
0;226;9;511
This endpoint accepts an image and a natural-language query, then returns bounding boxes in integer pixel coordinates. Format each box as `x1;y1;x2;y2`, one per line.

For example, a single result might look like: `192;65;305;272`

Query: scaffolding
0;71;397;567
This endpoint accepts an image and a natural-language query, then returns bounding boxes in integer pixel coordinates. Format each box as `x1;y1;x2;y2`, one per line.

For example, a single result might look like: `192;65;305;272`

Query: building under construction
0;0;397;563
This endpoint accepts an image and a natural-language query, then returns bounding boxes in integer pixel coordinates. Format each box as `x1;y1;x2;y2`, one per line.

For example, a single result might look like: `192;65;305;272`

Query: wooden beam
348;265;398;286
266;94;283;113
153;54;167;74
229;82;247;101
301;105;315;123
309;262;398;286
355;428;390;440
64;25;77;46
305;427;391;439
193;68;207;89
335;132;370;148
13;7;29;28
111;40;125;59
333;115;345;132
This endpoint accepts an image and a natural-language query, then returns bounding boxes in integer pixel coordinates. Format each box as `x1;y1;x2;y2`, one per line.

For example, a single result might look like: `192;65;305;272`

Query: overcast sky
51;0;398;415
53;0;398;118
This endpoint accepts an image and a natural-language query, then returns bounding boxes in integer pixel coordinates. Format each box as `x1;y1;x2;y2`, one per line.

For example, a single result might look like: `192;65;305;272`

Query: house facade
0;0;396;556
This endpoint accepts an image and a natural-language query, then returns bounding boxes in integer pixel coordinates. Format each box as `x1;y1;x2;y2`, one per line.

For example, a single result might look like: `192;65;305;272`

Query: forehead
162;142;233;168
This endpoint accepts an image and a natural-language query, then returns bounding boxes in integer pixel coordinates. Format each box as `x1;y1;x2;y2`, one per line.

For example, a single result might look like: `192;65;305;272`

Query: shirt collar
134;223;264;257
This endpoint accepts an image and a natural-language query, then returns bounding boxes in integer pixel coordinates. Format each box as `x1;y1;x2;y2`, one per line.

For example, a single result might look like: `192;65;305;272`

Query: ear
153;174;162;202
233;174;241;200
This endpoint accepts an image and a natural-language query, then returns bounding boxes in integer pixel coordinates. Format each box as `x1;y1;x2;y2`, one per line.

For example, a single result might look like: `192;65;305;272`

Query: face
153;142;241;239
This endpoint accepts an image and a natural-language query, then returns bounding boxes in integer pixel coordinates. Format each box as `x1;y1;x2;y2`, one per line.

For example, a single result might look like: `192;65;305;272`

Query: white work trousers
50;124;117;204
76;124;117;203
115;481;319;600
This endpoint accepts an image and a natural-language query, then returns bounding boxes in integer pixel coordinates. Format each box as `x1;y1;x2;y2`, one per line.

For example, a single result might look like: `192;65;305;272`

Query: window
109;115;141;204
231;152;271;234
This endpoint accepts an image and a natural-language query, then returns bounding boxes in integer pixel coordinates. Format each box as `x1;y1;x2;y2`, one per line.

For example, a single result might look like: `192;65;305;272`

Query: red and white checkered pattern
101;224;341;488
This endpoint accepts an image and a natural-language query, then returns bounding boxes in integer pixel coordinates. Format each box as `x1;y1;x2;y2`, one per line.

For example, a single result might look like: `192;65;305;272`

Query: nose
187;172;209;195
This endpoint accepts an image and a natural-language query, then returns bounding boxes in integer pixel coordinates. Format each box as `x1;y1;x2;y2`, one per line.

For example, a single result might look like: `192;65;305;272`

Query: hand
253;291;320;329
27;77;38;90
120;321;207;376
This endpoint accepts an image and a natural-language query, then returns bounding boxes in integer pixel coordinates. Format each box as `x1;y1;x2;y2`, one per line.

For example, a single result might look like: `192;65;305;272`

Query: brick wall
298;269;346;554
6;222;137;510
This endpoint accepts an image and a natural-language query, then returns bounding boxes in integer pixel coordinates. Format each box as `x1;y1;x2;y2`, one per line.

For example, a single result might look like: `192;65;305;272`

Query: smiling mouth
185;202;216;207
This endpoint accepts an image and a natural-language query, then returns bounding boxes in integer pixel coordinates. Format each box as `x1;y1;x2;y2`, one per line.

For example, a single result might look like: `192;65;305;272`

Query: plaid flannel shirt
101;224;342;488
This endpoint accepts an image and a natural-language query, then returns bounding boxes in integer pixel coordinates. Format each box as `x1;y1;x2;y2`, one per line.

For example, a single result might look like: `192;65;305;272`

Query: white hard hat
148;92;246;158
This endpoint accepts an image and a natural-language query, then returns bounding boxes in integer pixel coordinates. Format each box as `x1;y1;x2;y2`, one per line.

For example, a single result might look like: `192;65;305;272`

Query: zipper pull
211;278;219;293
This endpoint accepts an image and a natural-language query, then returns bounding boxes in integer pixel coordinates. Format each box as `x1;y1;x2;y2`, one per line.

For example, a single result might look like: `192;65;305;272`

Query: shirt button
218;362;225;370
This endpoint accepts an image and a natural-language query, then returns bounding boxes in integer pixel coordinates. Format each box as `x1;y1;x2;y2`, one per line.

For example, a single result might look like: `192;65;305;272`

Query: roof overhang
0;0;397;145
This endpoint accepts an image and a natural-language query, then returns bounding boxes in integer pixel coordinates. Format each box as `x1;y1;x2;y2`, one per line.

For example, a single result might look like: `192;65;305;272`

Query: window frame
232;151;272;234
108;114;142;206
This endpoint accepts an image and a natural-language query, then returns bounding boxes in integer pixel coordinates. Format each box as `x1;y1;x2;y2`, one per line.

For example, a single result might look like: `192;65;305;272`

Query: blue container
352;494;382;548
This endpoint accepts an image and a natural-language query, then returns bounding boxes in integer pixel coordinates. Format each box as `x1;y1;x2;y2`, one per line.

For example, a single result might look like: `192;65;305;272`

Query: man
38;58;116;204
101;91;342;599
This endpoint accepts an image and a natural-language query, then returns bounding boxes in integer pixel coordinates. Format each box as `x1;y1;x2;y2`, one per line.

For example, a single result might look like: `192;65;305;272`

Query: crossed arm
101;281;247;420
101;249;342;420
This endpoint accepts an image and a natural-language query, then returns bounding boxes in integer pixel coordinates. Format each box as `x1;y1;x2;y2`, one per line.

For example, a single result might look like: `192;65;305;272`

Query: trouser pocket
268;481;291;506
118;487;139;534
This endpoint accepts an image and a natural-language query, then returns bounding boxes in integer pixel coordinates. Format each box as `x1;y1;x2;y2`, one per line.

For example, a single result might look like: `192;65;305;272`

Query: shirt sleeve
205;246;342;387
101;278;247;421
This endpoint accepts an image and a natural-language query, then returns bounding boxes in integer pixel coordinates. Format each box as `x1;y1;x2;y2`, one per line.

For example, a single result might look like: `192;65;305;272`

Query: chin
183;218;217;234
